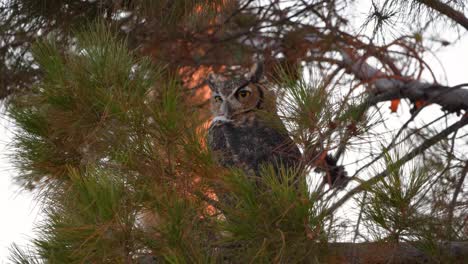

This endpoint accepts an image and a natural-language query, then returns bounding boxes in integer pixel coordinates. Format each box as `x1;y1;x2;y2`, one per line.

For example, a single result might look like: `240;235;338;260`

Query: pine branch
135;241;468;264
416;0;468;30
337;47;468;113
326;116;468;216
245;32;468;113
323;241;468;264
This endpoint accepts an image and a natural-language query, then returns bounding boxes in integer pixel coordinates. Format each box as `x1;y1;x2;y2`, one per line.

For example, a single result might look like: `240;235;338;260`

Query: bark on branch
138;242;468;263
325;241;468;264
416;0;468;31
243;32;468;115
338;48;468;113
279;34;468;113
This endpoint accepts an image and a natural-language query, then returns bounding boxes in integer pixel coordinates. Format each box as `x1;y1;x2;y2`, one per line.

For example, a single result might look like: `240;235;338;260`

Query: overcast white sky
0;117;43;262
0;2;467;262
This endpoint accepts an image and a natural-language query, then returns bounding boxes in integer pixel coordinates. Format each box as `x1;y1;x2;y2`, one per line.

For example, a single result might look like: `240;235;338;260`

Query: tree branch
281;31;467;113
324;241;468;264
138;242;468;264
326;116;468;215
338;48;468;113
447;161;468;239
416;0;468;30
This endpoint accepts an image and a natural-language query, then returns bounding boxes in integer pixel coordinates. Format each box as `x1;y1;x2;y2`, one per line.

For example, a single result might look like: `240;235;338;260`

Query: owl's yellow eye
238;90;251;98
214;96;223;102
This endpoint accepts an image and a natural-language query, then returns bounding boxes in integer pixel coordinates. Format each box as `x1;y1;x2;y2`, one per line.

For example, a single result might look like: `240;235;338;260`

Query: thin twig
416;0;468;30
447;161;468;239
325;116;468;216
353;191;367;244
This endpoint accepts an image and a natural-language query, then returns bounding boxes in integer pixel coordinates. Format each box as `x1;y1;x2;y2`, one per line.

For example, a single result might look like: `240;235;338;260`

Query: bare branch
324;241;468;264
447;161;468;239
338;48;468;113
416;0;468;30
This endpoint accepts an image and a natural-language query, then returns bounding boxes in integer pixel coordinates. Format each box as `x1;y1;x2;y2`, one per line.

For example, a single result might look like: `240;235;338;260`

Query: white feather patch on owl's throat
212;116;232;123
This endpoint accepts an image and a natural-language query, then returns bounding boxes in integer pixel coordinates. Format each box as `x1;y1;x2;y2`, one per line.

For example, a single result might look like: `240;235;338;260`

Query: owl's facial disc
210;81;264;122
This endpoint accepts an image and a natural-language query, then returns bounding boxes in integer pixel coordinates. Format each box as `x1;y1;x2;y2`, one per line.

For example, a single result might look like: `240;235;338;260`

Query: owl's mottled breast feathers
208;119;301;176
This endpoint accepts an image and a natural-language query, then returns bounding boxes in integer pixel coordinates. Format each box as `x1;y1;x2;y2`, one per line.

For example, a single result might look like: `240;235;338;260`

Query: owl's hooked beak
212;102;234;124
219;102;234;120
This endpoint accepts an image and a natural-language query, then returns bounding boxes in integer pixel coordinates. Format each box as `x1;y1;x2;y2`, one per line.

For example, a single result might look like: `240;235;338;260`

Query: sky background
0;2;467;262
0;116;43;263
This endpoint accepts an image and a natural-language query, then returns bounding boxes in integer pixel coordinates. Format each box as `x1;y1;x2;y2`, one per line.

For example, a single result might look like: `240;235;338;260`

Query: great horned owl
206;62;347;188
206;62;301;183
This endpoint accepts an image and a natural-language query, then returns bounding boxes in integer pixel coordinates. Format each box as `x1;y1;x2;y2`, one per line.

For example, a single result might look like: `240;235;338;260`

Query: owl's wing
257;124;302;172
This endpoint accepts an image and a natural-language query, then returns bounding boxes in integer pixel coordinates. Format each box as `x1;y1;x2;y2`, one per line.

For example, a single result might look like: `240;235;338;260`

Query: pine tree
1;1;468;263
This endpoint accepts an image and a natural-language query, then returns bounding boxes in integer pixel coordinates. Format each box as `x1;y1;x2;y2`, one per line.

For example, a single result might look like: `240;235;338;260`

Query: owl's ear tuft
247;61;264;83
206;73;219;91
